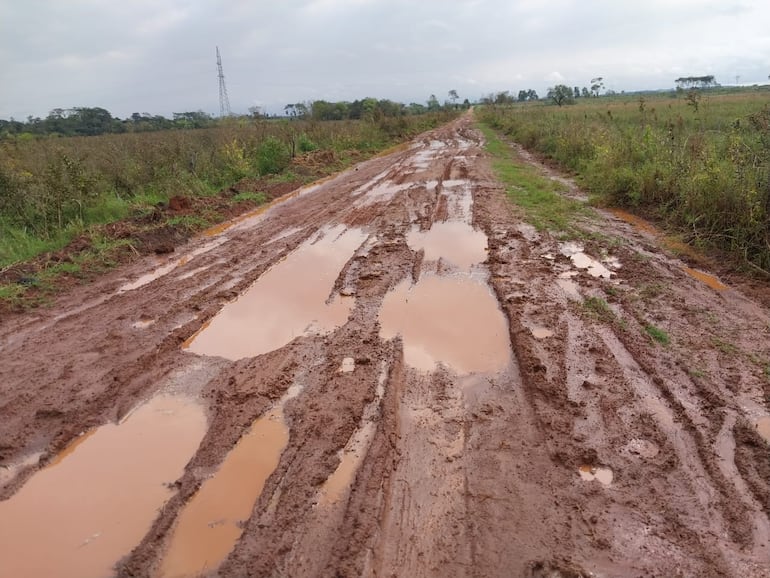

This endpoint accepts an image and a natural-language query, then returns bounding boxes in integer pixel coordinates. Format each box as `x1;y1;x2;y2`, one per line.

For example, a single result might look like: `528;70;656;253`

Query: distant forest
0;96;469;139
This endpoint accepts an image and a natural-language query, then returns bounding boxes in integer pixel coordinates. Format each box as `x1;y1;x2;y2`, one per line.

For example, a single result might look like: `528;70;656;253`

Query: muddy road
1;116;770;577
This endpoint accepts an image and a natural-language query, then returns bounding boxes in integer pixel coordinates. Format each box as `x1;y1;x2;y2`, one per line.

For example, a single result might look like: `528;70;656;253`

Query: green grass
644;324;671;345
0;234;142;310
0;225;72;266
232;191;267;203
582;296;616;323
711;337;739;355
0;283;25;303
477;88;770;272
477;122;591;233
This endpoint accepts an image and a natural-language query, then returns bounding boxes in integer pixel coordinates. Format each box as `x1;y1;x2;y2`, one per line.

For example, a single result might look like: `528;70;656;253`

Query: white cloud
2;0;770;119
546;71;565;83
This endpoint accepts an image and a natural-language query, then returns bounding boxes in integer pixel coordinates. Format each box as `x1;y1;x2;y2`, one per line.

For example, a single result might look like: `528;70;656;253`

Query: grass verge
476;122;590;234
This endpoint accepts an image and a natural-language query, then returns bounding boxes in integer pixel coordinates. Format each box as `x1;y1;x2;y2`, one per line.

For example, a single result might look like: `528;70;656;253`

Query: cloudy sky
1;0;769;120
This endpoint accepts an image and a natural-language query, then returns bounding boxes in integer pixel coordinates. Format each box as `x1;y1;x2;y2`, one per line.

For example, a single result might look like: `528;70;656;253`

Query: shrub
256;136;289;175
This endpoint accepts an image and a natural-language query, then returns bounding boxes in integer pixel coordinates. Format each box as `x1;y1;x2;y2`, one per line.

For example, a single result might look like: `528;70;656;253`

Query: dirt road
1;116;769;577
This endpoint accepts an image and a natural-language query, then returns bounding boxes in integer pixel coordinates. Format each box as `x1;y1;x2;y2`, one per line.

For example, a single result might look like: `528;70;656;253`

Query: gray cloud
2;0;769;119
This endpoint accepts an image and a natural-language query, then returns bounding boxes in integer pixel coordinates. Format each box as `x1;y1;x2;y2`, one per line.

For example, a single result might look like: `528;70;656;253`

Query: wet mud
1;115;769;577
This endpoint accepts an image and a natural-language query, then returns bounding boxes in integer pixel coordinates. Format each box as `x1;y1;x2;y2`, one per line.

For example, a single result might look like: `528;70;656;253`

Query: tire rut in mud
1;117;770;578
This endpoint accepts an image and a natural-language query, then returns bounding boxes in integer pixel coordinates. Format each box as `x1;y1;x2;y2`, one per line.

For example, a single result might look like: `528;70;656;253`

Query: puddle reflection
0;395;207;578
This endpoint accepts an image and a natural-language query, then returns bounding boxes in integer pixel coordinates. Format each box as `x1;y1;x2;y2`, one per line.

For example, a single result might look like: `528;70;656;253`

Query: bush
256;136;290;175
297;133;318;153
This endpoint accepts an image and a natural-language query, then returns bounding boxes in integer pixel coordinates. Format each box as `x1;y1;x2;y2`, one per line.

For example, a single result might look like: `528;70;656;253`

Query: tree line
0;107;223;139
285;93;471;122
1;92;471;139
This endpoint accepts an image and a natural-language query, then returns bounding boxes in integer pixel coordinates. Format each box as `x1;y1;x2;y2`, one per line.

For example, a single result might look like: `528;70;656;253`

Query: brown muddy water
379;274;510;374
317;362;388;507
756;417;770;444
159;384;301;577
531;326;554;339
560;242;614;279
380;177;510;374
0;395;206;578
578;465;614;486
683;266;728;292
407;221;487;271
185;225;367;360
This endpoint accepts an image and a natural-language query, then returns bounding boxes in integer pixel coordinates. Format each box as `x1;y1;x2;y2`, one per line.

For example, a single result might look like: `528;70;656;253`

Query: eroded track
1;117;769;577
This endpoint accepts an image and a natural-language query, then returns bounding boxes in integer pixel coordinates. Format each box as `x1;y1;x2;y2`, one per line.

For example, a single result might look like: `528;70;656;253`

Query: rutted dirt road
1;115;770;577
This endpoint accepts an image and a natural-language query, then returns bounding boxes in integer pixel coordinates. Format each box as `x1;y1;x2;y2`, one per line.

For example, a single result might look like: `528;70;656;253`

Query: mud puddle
609;208;658;235
185;225;367;360
439;179;474;221
382;177;510;374
353;180;402;208
159;384;302;578
118;239;227;294
531;326;554;339
0;395;206;578
132;315;156;329
683;266;728;292
379;274;510;374
560;242;615;279
557;273;582;301
407;221;487;271
578;465;614;486
339;357;356;373
317;362;388;507
756;417;770;444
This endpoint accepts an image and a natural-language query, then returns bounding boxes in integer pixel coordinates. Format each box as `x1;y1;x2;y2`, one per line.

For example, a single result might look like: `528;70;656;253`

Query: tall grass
0;113;455;267
478;88;770;272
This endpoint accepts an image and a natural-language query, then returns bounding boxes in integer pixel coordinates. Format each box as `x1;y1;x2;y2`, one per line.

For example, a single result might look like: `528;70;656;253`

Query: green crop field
478;88;770;273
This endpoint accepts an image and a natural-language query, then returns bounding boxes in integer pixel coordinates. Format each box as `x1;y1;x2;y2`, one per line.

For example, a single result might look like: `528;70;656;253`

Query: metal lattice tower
216;46;231;118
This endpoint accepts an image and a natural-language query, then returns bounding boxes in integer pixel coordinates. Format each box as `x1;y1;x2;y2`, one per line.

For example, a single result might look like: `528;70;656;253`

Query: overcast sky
1;0;769;120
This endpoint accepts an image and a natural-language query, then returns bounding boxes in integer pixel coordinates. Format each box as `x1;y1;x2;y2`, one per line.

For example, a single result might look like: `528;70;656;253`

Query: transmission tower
216;46;231;117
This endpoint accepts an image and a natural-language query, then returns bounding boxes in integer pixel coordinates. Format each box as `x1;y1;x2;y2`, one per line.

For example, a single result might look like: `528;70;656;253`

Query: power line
216;46;231;118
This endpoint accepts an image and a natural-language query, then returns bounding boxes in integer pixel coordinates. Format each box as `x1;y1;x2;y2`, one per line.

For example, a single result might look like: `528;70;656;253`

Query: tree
581;87;590;98
172;111;211;128
674;75;717;90
427;94;441;111
573;86;580;99
590;77;604;97
448;89;459;107
547;85;575;106
294;103;309;119
69;107;115;135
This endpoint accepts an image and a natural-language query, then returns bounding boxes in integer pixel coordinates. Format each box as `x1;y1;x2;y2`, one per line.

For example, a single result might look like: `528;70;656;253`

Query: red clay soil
1;115;769;577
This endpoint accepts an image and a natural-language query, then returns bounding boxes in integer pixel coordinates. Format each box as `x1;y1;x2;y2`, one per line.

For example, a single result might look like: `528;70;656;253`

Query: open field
0;113;455;309
0;114;769;577
478;88;770;273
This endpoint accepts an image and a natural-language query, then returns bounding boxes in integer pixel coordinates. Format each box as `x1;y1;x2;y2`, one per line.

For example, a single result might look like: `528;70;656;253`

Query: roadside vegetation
478;87;770;274
0;105;458;309
477;123;589;234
